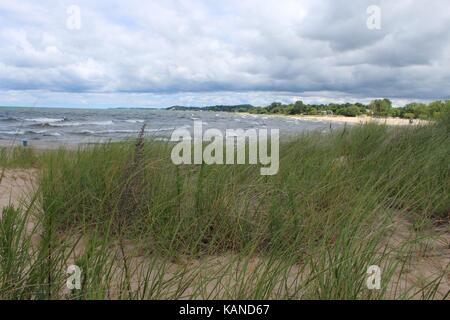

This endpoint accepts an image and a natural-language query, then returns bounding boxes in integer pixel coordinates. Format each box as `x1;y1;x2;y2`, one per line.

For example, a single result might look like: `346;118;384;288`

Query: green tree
369;99;392;117
336;105;361;117
289;100;306;115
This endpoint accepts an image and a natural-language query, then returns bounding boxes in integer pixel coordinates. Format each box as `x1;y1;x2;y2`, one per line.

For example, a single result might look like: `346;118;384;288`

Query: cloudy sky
1;0;449;108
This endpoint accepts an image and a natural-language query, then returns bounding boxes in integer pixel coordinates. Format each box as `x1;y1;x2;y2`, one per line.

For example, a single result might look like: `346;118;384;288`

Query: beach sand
0;169;36;212
283;115;431;126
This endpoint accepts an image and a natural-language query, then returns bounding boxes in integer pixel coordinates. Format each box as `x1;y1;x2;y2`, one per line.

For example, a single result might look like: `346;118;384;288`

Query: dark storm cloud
0;0;449;107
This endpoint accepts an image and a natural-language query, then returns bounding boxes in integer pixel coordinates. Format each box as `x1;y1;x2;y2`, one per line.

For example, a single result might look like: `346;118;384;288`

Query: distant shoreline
238;112;432;126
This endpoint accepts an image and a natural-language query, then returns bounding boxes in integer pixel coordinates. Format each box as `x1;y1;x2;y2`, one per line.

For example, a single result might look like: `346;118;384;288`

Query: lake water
0;107;344;148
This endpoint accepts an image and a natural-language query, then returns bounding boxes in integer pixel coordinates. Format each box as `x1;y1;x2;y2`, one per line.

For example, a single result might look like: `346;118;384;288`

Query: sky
0;0;449;108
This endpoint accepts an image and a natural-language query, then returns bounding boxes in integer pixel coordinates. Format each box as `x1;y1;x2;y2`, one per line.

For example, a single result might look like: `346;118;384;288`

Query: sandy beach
276;114;432;126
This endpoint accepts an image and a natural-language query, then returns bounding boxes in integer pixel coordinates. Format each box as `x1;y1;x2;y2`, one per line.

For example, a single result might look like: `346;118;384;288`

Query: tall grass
0;119;449;299
0;146;40;168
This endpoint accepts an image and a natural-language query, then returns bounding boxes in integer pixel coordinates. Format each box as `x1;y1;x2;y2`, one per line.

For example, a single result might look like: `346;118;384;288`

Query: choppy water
0;107;344;148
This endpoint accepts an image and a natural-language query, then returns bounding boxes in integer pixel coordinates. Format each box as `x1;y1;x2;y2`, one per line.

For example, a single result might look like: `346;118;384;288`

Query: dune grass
0;118;449;299
0;146;40;169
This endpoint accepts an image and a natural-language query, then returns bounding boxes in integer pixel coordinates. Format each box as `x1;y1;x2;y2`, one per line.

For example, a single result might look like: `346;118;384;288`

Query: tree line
168;99;450;120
